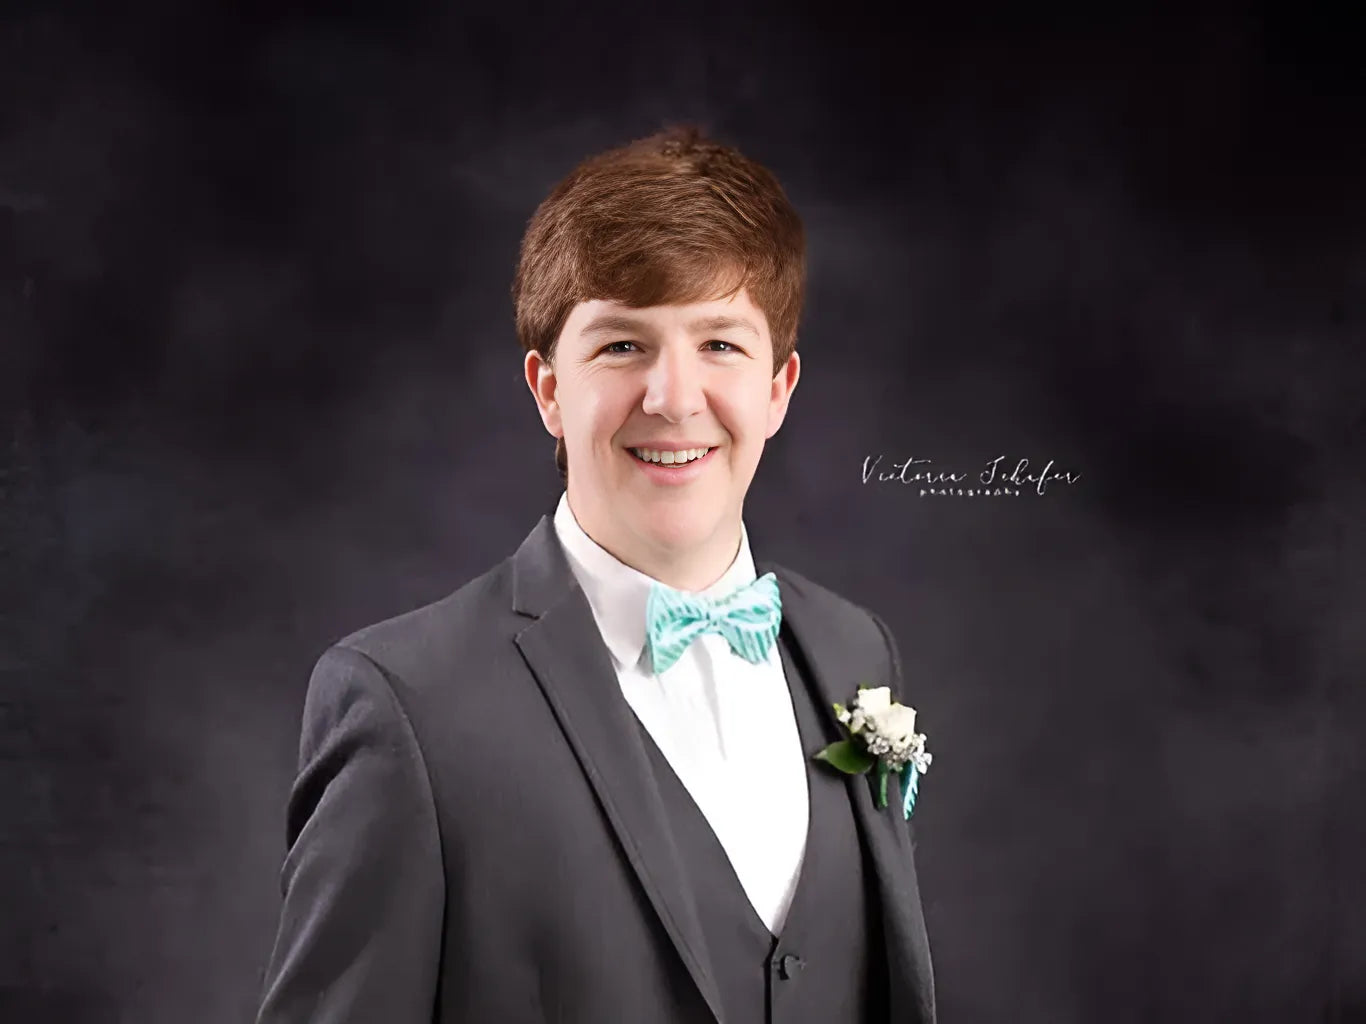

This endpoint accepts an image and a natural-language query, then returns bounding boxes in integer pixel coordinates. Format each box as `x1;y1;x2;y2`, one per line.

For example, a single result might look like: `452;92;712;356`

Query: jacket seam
332;643;447;879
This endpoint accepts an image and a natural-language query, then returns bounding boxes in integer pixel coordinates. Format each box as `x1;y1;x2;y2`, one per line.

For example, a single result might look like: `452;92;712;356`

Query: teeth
631;447;711;465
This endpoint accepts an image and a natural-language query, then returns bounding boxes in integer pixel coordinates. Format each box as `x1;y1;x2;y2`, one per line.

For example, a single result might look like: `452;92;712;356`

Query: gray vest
633;626;890;1024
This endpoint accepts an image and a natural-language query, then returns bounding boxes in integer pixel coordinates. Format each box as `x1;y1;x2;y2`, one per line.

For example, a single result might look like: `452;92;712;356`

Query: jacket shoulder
767;562;892;650
328;555;517;691
771;563;920;712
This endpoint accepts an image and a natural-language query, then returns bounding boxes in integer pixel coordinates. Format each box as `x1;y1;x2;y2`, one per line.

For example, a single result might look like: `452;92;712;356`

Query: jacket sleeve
256;645;444;1023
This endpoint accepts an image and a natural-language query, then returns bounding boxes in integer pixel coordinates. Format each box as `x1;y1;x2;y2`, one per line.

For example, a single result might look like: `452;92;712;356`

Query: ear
764;350;801;439
524;349;564;439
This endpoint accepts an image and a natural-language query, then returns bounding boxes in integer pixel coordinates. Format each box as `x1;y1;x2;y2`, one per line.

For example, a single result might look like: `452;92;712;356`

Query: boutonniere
812;685;932;820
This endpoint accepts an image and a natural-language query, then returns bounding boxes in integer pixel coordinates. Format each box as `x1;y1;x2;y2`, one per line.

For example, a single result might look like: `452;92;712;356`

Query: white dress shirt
552;491;810;935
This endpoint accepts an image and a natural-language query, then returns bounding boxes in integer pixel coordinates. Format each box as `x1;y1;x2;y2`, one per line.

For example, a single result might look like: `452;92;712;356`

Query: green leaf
813;739;876;775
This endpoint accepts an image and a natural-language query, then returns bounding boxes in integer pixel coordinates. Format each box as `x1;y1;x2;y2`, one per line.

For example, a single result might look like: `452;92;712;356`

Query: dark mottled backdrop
3;5;1363;1022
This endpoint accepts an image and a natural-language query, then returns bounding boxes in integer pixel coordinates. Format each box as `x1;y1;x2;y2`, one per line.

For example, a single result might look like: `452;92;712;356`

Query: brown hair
511;122;806;483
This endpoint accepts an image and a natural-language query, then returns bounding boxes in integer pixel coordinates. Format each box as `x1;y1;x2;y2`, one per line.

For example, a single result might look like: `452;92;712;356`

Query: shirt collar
551;490;759;672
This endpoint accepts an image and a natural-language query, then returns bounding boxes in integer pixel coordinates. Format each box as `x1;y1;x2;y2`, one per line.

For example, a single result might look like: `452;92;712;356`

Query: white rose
868;703;917;747
854;686;892;715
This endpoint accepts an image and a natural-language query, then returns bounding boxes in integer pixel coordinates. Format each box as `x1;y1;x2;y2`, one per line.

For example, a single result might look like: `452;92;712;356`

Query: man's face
524;285;800;572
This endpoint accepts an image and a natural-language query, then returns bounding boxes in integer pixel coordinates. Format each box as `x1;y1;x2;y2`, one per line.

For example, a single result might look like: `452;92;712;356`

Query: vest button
777;953;805;979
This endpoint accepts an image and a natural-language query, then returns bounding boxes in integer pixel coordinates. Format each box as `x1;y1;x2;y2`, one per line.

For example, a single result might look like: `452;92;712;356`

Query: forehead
564;288;769;341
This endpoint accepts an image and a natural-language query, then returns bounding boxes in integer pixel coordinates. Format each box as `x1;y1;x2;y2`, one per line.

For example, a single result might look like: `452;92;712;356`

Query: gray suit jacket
255;514;936;1023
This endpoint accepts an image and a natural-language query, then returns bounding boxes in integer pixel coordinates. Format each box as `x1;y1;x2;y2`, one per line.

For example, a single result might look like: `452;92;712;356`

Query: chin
640;510;720;547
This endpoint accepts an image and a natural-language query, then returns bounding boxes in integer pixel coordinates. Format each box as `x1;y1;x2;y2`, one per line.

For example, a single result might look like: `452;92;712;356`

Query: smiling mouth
627;446;717;466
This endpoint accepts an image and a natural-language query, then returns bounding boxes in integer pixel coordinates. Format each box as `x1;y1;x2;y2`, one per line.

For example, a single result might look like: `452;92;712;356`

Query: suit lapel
756;556;933;1024
511;516;727;1024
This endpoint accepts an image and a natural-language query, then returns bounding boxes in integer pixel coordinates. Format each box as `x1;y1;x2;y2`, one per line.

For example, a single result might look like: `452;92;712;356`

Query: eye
600;339;741;356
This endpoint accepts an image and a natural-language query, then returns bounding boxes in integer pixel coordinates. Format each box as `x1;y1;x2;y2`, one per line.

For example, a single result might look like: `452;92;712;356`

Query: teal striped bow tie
644;572;782;676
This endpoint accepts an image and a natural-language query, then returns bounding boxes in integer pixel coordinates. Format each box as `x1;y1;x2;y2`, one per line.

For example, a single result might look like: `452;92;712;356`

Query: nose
640;345;706;422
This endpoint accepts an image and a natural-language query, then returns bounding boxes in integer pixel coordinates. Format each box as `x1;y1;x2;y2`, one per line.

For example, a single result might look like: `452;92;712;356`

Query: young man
256;125;935;1024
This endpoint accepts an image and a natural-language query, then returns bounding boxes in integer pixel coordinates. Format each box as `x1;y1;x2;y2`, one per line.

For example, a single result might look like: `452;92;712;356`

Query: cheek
562;400;603;446
582;389;629;432
716;392;771;443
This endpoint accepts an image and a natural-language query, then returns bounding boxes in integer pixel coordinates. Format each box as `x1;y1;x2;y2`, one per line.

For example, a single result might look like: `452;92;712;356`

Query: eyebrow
578;313;761;340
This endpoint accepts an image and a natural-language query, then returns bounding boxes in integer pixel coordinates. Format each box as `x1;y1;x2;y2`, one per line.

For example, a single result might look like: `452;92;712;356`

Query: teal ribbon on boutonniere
812;684;932;820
